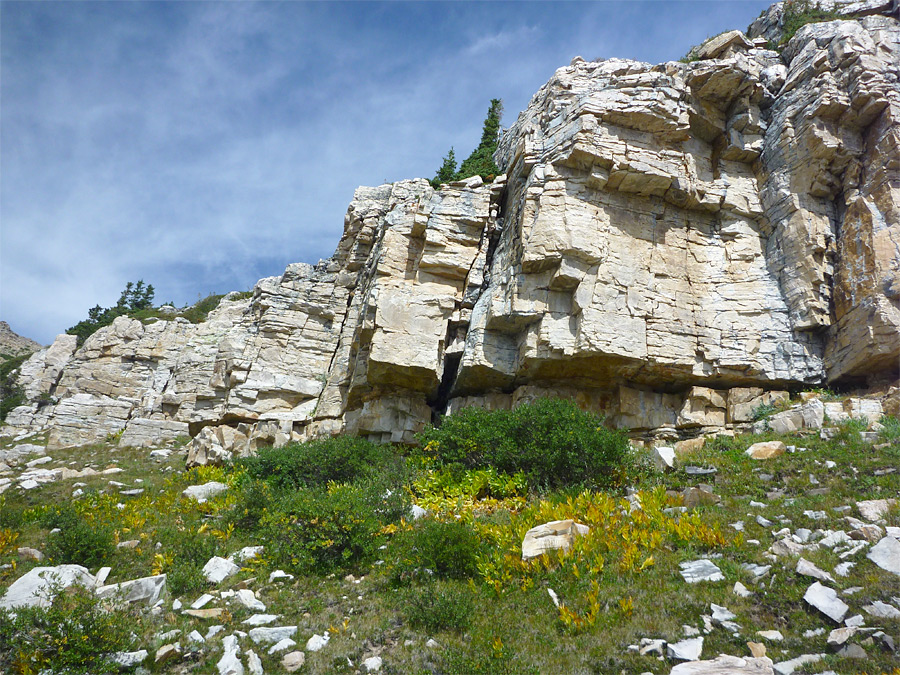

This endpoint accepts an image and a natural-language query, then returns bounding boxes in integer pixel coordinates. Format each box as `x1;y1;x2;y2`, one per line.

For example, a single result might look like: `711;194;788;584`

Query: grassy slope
1;418;898;674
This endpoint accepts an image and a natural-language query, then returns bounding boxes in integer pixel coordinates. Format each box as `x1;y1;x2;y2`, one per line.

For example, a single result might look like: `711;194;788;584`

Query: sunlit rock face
6;0;898;451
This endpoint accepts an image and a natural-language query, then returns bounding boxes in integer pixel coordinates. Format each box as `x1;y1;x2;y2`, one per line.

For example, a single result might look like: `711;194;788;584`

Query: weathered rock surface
3;0;898;450
521;519;590;560
0;322;42;361
804;581;850;623
96;573;167;606
867;536;900;576
670;654;774;674
0;565;96;611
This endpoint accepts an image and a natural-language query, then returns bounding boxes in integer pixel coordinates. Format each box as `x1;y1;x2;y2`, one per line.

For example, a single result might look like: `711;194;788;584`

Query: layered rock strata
4;0;898;456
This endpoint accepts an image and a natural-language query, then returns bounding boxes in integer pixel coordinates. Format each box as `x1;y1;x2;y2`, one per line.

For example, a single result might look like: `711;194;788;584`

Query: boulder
857;499;896;522
0;565;96;611
670;654;774;674
202;556;241;583
745;441;786;460
96;573;167;606
521;519;590;561
867;536;900;577
111;650;149;668
182;481;229;504
680;559;724;583
306;632;330;652
282;651;306;672
652;446;677;472
667;637;704;661
803;582;849;623
249;626;297;645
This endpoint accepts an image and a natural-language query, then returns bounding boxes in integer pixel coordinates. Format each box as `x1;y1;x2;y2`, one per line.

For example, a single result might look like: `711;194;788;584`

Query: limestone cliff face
5;0;898;454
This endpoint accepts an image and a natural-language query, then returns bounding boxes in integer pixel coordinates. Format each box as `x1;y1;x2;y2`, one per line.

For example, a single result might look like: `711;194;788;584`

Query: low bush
0;352;30;422
237;436;402;491
179;293;225;324
262;480;409;575
832;417;868;444
155;525;221;596
391;519;484;585
0;585;139;674
404;580;475;632
42;505;114;567
0;496;26;529
226;478;275;530
419;398;631;490
780;0;841;44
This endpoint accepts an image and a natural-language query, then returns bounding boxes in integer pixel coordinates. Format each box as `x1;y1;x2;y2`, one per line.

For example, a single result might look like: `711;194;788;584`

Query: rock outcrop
4;0;898;455
0;321;42;358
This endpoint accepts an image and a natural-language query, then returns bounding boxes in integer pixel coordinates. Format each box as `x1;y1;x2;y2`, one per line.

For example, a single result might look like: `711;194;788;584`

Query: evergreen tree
457;99;503;182
431;147;458;188
66;280;156;346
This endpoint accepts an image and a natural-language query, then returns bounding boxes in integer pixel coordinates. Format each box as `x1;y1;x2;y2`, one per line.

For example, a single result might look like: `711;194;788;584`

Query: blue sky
1;0;772;345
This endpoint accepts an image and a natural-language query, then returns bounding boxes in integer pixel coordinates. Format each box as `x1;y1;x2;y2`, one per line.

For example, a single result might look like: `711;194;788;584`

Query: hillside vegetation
1;397;898;674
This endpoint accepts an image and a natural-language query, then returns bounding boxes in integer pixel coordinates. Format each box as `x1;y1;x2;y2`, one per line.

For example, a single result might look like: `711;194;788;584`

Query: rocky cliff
0;322;42;359
4;0;898;457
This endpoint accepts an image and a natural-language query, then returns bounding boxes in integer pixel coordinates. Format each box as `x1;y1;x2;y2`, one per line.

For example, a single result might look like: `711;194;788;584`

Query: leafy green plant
404;580;475;632
154;524;222;596
750;402;779;421
237;436;402;491
0;585;140;674
419;398;632;490
42;505;115;567
262;480;408;574
226;478;275;530
832;416;868;444
413;466;527;503
391;519;484;585
878;415;900;442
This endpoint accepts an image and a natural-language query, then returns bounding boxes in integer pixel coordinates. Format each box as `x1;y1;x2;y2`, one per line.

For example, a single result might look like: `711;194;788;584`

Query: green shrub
750;402;779;421
391;519;484;585
66;280;155;346
237;436;402;491
404;580;474;632
42;505;114;567
226;478;275;530
0;585;138;674
0;496;26;530
0;352;30;422
419;398;631;490
412;466;528;507
832;417;868;444
879;415;900;442
156;525;221;596
262;480;409;575
780;0;841;44
178;293;225;324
